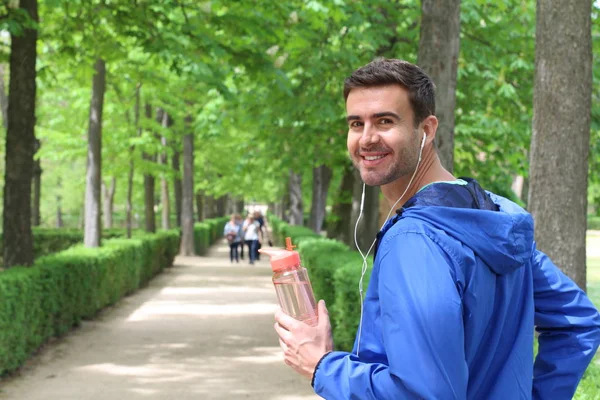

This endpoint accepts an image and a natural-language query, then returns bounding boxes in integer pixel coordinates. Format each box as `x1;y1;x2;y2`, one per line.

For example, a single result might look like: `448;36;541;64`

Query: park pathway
0;240;320;400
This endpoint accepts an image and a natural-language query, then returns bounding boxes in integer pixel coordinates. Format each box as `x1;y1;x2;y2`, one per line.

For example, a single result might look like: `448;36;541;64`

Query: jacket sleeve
532;247;600;400
313;232;468;399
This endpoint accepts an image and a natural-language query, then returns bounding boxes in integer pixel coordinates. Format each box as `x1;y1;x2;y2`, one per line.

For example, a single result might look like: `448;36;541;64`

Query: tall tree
351;169;381;252
56;177;63;228
417;0;461;172
528;0;592;290
159;110;171;230
308;164;332;233
126;83;141;238
3;0;38;267
180;124;195;255
172;149;183;226
84;58;106;247
195;191;204;222
0;65;8;129
102;177;116;229
327;164;355;246
143;103;156;233
288;170;303;225
32;138;42;226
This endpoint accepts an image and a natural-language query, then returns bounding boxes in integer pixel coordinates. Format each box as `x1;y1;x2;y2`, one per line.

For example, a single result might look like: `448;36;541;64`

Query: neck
381;145;455;209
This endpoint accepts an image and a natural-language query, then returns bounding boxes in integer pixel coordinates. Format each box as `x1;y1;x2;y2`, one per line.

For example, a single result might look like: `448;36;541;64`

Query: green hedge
194;217;229;255
589;215;600;230
268;214;321;245
0;229;179;376
0;229;83;265
194;223;211;255
0;228;145;265
297;238;350;316
331;253;374;351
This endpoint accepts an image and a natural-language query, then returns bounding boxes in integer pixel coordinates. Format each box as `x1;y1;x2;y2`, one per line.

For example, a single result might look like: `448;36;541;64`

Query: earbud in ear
421;133;427;150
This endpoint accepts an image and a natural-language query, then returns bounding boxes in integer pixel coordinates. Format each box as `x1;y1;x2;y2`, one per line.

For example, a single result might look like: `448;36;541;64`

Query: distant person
223;214;241;263
253;210;268;258
235;214;245;260
273;58;600;399
242;214;262;265
254;210;273;247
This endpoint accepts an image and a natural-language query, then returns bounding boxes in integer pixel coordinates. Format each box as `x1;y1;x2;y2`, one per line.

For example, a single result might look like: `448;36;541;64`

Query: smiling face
346;84;421;187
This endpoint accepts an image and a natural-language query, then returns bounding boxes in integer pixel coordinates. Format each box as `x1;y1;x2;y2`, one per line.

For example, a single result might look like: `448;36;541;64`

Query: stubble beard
355;130;420;187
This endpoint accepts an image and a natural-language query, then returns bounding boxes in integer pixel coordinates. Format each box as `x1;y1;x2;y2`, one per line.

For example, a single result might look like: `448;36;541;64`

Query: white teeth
364;155;385;161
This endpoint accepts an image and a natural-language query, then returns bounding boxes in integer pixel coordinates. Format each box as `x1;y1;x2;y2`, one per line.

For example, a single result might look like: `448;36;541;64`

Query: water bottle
259;237;318;326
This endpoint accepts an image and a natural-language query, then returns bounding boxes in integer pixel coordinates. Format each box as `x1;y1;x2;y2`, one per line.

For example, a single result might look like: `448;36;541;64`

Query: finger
274;309;298;331
318;299;330;328
278;337;287;351
274;322;293;343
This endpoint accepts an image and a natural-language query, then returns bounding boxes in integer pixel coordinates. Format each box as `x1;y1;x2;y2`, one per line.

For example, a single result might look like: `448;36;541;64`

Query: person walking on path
223;214;242;263
274;58;600;399
242;214;262;265
235;213;245;260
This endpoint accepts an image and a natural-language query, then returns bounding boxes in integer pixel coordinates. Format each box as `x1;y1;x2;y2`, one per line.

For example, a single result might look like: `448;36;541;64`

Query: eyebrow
346;112;402;123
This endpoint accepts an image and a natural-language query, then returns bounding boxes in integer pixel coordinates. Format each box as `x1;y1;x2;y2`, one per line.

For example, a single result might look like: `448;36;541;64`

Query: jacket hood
395;180;534;275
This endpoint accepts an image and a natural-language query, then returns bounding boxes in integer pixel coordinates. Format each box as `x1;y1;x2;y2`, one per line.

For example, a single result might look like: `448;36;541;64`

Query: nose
359;123;380;147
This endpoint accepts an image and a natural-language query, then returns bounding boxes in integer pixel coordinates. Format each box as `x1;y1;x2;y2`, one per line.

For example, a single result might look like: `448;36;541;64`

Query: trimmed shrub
332;253;374;352
588;216;600;230
0;228;142;265
279;224;321;245
298;238;350;312
194;223;211;255
0;229;179;376
193;217;229;255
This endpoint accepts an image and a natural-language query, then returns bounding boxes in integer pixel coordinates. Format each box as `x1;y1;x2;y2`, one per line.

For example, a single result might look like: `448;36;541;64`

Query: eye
379;118;393;125
349;121;363;128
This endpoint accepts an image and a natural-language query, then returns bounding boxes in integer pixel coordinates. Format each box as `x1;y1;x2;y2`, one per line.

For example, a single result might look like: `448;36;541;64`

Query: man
274;59;600;399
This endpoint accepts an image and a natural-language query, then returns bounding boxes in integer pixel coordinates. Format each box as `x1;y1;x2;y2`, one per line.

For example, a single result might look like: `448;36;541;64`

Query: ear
420;115;438;146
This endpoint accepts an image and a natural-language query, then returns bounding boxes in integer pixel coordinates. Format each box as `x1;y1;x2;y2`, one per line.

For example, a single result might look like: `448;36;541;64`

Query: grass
573;235;600;399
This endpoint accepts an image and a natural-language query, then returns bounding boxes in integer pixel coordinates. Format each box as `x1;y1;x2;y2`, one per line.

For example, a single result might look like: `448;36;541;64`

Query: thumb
318;299;329;324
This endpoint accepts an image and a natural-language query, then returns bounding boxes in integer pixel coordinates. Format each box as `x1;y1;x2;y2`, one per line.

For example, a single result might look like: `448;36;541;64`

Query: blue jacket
313;179;600;399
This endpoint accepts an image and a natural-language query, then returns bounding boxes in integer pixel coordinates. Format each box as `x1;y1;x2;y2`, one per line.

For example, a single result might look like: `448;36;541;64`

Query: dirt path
0;240;321;400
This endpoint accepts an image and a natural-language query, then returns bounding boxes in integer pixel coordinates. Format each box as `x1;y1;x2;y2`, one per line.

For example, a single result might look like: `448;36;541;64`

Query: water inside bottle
274;281;318;326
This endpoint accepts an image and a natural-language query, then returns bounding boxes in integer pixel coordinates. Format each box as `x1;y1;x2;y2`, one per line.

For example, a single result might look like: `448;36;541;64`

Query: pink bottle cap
258;237;301;272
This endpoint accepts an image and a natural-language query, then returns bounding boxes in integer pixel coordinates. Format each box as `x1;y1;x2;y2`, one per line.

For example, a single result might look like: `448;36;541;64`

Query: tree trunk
196;191;204;222
143;103;156;233
127;83;141;238
204;195;216;219
84;58;106;248
528;0;591;291
236;199;245;214
216;195;227;217
327;164;354;245
56;178;63;228
282;187;291;222
309;164;333;233
159;110;171;230
102;176;116;229
3;0;38;267
417;0;461;173
180;129;195;256
274;201;282;219
32;139;42;226
288;170;304;225
350;168;380;252
172;150;183;226
0;64;8;130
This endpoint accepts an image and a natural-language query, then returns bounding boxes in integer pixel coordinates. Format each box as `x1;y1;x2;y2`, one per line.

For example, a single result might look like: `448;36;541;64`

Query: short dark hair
343;58;436;126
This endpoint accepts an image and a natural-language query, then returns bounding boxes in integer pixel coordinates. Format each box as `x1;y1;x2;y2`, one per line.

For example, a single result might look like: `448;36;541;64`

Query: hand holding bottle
274;299;334;380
